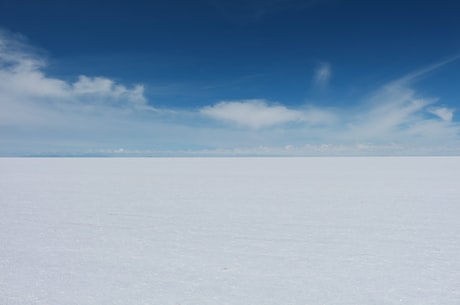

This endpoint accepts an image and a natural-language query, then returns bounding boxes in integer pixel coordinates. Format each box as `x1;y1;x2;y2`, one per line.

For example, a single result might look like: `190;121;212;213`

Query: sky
1;0;460;156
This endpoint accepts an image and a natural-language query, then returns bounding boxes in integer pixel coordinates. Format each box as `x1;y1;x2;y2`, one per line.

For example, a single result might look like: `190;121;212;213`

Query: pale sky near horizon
1;0;460;155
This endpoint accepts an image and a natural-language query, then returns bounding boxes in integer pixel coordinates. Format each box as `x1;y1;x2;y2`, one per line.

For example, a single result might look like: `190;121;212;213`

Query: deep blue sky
2;0;459;107
1;0;460;155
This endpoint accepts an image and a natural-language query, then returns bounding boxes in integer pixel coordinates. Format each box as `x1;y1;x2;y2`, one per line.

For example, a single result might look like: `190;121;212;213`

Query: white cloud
72;76;146;106
0;32;69;99
0;29;148;115
200;100;306;128
314;62;331;88
0;69;70;99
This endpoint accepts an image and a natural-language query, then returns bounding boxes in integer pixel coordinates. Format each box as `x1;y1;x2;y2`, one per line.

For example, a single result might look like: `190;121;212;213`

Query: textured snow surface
1;157;460;305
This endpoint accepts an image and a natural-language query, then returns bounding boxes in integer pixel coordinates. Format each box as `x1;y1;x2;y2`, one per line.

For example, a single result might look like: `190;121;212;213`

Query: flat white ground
1;157;459;305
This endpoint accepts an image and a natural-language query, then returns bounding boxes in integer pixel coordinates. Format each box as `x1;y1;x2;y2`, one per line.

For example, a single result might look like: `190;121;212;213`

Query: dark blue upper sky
2;0;459;108
1;0;460;155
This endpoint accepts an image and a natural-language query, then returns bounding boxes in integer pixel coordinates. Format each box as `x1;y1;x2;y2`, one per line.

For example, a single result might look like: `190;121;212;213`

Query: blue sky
1;0;460;155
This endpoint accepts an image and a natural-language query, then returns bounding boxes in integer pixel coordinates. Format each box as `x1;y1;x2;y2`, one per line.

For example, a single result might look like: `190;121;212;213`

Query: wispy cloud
339;65;460;145
1;28;459;156
392;54;460;86
314;62;331;88
428;107;455;122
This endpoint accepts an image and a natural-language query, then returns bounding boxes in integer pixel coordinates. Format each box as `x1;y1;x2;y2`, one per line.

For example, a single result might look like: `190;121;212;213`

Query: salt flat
1;157;459;305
